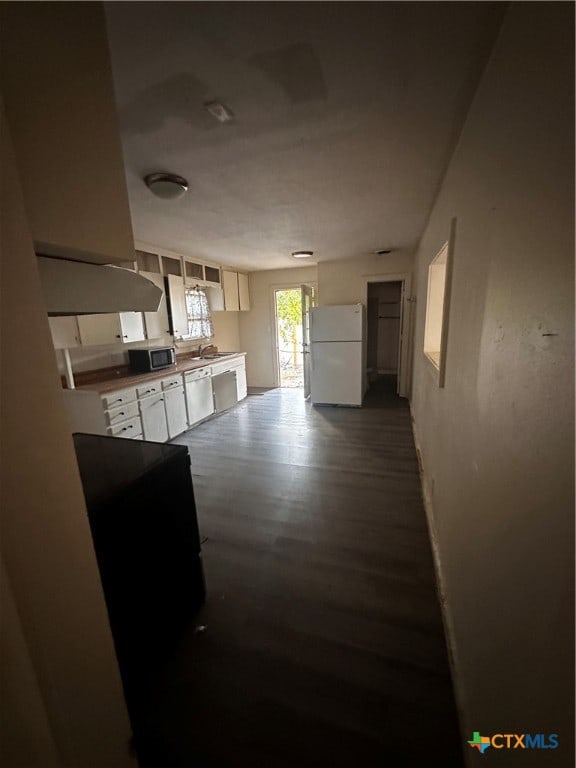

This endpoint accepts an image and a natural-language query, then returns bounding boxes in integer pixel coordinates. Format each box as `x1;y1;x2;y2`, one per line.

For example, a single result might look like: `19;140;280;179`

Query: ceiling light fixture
204;100;234;123
375;249;393;255
291;251;314;259
144;173;188;200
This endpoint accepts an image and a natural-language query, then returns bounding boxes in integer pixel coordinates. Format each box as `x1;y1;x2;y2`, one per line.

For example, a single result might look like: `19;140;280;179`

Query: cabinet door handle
121;425;133;432
116;335;121;339
123;335;128;339
119;411;125;416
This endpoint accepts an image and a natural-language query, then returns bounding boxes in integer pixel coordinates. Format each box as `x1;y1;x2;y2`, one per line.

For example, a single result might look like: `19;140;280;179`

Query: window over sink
185;286;214;340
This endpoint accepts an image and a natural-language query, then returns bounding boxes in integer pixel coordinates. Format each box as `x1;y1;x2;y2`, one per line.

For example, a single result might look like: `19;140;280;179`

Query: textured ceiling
105;2;506;271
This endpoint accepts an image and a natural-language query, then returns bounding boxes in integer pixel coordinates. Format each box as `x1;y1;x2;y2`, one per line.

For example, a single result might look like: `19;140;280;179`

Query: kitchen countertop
76;352;246;394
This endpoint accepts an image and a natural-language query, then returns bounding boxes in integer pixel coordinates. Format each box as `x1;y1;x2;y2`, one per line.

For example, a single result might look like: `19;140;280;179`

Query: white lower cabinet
61;355;246;441
109;415;142;439
62;386;143;439
102;387;143;440
232;360;247;400
211;356;247;402
160;374;188;438
139;392;169;442
185;367;215;426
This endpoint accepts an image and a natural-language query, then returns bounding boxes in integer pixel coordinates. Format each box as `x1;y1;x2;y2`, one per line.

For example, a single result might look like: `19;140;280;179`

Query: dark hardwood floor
136;378;463;767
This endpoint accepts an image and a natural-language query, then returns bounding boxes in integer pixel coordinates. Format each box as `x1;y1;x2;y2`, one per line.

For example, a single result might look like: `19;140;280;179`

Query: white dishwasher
212;371;238;413
185;367;215;427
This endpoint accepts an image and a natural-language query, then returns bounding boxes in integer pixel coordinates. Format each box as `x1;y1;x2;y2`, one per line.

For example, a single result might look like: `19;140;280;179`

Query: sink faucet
197;343;203;356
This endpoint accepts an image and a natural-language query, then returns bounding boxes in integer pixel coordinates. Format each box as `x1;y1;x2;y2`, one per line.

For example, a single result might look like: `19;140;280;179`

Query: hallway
137;382;462;766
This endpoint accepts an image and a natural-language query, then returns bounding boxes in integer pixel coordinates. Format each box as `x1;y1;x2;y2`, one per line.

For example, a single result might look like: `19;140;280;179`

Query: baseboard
409;406;470;767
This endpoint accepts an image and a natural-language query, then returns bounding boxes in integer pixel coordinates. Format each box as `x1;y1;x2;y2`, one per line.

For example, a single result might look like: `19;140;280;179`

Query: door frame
270;282;317;388
362;272;413;398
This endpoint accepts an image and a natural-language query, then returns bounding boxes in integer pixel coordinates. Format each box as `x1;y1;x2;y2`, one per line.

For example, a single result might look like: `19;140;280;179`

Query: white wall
410;4;574;762
211;310;241;352
239;267;317;388
0;106;133;767
317;250;413;305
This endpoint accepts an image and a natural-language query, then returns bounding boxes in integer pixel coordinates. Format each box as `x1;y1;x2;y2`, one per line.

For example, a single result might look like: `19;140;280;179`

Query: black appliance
128;345;175;372
72;433;205;738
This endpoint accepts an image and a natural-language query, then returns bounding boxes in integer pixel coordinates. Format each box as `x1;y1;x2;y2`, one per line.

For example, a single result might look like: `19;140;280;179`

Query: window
185;286;213;340
423;222;454;387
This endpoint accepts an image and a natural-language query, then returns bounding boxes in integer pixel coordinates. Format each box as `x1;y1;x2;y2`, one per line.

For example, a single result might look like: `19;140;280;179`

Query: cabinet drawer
185;366;211;382
108;416;141;437
101;387;137;410
137;382;162;398
160;374;184;391
209;359;238;376
105;400;139;426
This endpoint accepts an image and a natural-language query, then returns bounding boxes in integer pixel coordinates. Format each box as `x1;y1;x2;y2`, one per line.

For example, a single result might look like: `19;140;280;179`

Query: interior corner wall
410;4;574;763
239;266;317;388
0;106;133;766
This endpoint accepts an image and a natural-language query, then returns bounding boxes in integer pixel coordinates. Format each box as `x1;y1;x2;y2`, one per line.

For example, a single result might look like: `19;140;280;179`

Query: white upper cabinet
120;312;146;343
77;312;145;346
49;316;81;349
165;274;188;339
141;272;169;339
222;270;240;311
238;273;250;311
219;270;250;311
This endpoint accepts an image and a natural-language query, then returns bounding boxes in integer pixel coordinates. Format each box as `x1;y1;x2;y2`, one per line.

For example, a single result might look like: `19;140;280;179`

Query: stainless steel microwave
128;346;175;372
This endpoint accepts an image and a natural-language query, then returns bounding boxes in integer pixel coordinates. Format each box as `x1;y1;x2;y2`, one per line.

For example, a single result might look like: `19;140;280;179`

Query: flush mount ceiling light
291;251;314;259
144;173;188;200
204;100;234;123
375;248;393;255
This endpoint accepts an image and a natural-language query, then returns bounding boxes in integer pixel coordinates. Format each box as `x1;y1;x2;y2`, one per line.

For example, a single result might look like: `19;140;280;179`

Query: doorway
367;281;403;389
274;288;304;388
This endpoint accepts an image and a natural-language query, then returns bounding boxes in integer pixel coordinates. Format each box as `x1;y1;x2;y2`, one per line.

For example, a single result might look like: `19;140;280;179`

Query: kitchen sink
200;352;234;359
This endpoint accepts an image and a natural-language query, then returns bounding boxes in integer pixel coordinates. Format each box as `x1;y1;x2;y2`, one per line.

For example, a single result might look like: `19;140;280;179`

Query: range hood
37;256;162;316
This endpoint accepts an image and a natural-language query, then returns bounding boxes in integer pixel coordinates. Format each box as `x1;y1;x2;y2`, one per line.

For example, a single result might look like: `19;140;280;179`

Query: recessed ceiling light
204;100;234;123
292;251;314;259
144;173;188;200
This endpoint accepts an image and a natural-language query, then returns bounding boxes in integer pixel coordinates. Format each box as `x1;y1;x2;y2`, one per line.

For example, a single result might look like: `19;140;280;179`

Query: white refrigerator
310;304;365;407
